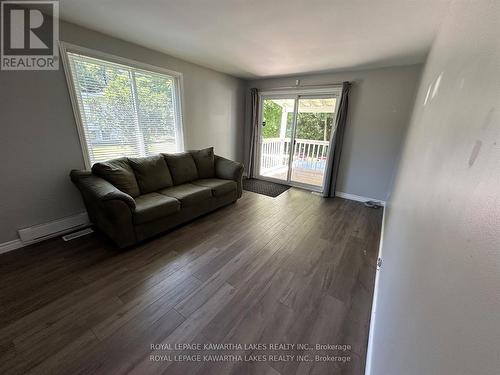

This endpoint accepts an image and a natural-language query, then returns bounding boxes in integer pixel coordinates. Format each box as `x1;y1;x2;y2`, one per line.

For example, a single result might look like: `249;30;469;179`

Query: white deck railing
261;138;329;172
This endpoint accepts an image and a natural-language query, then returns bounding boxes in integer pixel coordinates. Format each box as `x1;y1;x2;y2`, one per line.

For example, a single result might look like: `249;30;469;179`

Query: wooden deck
0;189;382;375
262;167;325;187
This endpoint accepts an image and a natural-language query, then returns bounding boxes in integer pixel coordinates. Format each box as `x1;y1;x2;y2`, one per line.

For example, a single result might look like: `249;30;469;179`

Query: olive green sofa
70;147;243;248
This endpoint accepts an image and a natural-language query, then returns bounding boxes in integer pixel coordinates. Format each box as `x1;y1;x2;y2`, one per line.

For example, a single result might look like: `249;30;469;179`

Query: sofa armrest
70;170;137;248
70;170;136;210
214;155;244;198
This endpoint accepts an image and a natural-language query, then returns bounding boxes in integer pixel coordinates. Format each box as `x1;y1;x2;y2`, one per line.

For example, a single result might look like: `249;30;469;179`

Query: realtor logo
1;1;59;70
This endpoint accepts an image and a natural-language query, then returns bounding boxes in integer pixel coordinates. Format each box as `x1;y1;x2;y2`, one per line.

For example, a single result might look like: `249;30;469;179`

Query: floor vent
62;228;94;241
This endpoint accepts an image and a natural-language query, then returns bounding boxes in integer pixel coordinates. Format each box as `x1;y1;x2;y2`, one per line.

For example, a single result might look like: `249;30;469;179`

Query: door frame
255;86;343;193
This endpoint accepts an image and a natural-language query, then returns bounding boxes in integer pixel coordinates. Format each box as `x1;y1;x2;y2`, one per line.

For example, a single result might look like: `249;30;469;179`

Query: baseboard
336;191;386;206
0;212;90;256
0;239;24;255
364;203;387;375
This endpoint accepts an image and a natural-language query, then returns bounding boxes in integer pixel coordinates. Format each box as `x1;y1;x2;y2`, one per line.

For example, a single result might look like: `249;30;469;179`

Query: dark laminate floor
0;188;382;375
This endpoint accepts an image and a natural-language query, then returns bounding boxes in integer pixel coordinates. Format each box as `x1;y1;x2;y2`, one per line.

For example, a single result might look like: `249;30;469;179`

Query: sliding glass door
258;97;295;183
256;89;340;192
290;96;337;188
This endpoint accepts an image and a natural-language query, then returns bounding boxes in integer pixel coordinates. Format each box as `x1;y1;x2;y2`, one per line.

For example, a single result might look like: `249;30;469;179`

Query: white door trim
255;87;342;193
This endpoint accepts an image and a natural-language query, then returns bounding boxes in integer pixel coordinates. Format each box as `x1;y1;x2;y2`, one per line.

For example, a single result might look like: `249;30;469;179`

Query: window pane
134;71;178;154
66;52;182;166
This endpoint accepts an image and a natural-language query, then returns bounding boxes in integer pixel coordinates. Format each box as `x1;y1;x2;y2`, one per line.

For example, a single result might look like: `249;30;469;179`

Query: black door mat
242;178;291;198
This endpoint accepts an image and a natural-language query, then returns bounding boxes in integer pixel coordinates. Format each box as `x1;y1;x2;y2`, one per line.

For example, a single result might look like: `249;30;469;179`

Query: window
61;44;184;167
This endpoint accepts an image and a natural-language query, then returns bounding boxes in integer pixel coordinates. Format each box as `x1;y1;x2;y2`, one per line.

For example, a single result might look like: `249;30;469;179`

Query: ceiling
59;0;450;79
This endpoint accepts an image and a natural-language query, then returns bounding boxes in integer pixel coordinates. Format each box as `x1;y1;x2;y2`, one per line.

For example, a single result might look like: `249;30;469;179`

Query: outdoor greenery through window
262;99;335;141
66;51;182;166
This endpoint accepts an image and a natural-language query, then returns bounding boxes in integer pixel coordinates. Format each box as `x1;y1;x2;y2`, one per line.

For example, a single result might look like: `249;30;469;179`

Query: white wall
0;20;246;244
368;1;500;374
247;65;421;201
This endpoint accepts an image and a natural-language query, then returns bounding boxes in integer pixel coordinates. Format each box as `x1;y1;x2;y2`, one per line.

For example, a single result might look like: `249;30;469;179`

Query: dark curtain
247;88;259;178
323;81;352;197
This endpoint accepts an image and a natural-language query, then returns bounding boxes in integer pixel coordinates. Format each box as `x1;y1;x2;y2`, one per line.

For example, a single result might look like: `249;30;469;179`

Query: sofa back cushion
163;152;199;185
129;155;173;194
92;157;140;197
189;147;215;179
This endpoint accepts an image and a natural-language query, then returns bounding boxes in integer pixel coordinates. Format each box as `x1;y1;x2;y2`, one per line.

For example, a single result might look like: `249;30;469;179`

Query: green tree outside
262;99;334;141
74;60;175;146
261;100;284;138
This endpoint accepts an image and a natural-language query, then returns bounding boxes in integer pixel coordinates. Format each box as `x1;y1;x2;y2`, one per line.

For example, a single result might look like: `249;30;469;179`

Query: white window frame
59;42;185;169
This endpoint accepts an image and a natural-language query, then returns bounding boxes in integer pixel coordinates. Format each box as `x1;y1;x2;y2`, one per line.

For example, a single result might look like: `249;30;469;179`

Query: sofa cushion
129;155;173;194
92;158;140;197
158;184;212;207
189;147;215;179
191;178;237;197
133;193;180;224
163;152;199;185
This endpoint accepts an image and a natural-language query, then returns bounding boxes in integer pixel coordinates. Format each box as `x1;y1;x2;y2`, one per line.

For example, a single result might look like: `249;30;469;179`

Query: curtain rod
254;82;346;91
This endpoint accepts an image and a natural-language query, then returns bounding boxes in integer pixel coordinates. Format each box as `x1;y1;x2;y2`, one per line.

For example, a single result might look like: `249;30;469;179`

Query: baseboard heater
17;212;90;245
